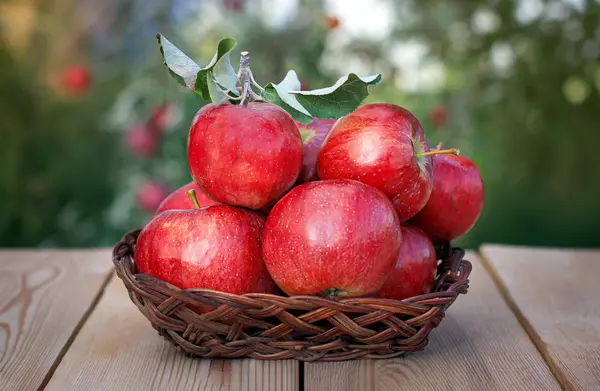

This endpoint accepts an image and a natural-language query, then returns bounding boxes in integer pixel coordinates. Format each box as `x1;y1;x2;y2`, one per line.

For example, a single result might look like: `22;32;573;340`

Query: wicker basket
113;229;471;362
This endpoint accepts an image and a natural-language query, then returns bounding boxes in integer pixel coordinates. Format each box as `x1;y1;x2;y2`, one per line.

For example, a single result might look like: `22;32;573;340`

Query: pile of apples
134;101;484;301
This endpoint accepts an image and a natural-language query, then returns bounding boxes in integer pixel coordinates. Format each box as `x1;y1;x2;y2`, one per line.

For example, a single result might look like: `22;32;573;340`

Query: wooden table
1;246;599;390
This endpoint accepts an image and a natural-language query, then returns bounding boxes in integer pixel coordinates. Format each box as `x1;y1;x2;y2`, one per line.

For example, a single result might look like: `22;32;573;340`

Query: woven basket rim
112;229;472;361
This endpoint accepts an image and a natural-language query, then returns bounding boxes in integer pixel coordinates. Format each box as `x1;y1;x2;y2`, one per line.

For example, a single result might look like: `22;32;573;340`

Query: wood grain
481;245;600;391
0;250;113;391
304;252;560;391
45;273;299;391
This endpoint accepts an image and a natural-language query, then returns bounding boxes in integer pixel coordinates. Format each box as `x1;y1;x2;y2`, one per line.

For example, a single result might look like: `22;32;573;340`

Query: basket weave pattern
113;229;471;362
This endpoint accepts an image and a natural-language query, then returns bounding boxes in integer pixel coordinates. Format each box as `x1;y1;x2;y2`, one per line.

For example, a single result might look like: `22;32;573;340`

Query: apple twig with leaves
156;34;381;123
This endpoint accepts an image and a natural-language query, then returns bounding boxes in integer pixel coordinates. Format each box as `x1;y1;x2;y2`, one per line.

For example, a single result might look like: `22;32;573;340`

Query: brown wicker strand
112;229;471;361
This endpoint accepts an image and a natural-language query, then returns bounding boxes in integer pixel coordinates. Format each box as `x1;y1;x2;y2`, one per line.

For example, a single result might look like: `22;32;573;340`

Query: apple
155;182;219;214
412;153;484;243
428;104;448;127
125;124;158;157
62;65;91;94
375;224;437;300
224;0;244;12
135;196;274;293
149;104;173;134
325;16;340;30
262;179;402;299
317;103;449;222
296;118;336;184
136;182;169;212
188;102;303;210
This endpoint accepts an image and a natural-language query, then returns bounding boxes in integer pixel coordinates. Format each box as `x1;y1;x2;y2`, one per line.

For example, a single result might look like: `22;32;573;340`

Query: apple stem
237;51;263;107
187;189;201;209
415;148;460;158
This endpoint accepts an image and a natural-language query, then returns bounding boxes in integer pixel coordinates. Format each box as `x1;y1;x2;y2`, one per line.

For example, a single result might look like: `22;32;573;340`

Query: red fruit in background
376;224;437;300
155;182;219;214
325;16;340;30
136;182;169;212
262;179;402;299
224;0;244;12
62;65;91;94
317;103;434;222
428;105;448;127
296;118;336;184
125;124;158;157
135;205;273;293
188;102;302;210
412;153;485;243
149;104;173;134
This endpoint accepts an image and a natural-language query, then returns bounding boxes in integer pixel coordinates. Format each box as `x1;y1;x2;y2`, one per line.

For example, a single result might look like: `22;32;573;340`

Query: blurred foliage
398;0;600;247
0;0;599;248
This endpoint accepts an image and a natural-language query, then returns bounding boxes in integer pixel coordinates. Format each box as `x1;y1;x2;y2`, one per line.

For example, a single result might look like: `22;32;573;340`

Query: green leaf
292;74;381;119
262;70;313;124
157;34;238;102
195;38;238;100
206;72;230;105
157;34;201;90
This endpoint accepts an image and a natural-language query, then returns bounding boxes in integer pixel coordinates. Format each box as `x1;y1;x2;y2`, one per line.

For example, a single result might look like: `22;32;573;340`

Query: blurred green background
1;0;599;248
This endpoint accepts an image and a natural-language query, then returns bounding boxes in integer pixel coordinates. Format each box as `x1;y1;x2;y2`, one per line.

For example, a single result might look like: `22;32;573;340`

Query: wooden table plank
0;250;113;391
481;245;600;391
45;271;299;391
305;251;560;391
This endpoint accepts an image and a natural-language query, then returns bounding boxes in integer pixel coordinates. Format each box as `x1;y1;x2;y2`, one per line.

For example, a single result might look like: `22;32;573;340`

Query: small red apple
62;65;91;94
375;224;437;300
317;103;436;222
188;102;302;210
224;0;244;12
412;153;484;243
325;16;340;30
137;182;169;212
125;124;158;157
155;182;219;214
428;105;448;127
262;179;402;299
135;202;274;293
149;104;173;134
296;118;336;184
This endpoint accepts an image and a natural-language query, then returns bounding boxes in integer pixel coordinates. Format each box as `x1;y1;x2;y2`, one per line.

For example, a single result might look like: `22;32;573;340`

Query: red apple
428;104;448;127
135;204;274;293
149;104;173;134
317;103;435;222
262;179;402;299
155;182;219;214
224;0;244;12
62;65;91;94
125;124;158;157
325;16;340;30
188;102;303;210
375;224;437;300
296;118;336;184
412;153;484;243
136;182;169;212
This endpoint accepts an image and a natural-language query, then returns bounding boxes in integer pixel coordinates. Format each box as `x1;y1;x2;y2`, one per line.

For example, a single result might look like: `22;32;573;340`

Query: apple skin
188;102;303;210
155;182;219;214
428;104;448;127
262;179;402;298
317;103;434;222
62;65;91;94
135;205;275;294
375;224;437;300
411;154;485;243
136;182;169;213
295;118;337;184
125;124;158;157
